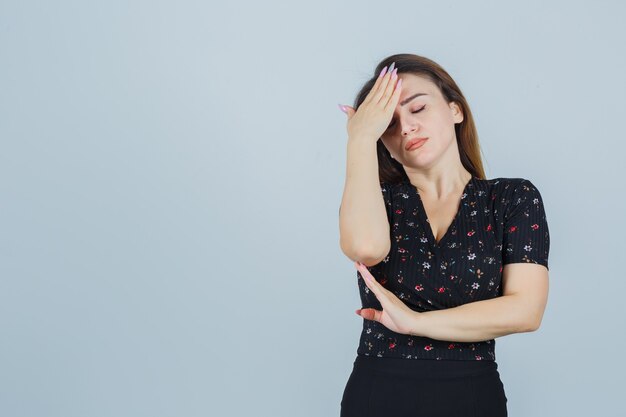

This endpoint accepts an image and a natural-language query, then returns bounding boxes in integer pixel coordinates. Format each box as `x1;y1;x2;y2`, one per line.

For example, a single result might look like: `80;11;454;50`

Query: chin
403;152;437;168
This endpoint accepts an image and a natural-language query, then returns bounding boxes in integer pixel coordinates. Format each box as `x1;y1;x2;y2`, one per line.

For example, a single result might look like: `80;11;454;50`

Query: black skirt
340;355;508;417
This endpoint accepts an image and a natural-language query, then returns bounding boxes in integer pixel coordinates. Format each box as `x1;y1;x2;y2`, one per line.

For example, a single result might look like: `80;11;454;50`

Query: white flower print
354;178;549;361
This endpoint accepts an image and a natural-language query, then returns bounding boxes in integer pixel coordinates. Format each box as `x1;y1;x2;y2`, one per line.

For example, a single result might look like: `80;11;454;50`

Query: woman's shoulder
478;176;538;193
478;177;546;214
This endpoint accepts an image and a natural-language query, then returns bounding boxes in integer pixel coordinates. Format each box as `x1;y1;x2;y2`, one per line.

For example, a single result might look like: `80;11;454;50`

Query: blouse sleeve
502;179;550;270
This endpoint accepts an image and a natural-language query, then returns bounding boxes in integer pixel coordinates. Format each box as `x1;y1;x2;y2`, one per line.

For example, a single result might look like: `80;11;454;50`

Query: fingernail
391;68;398;79
389;62;395;73
379;66;388;78
338;103;347;114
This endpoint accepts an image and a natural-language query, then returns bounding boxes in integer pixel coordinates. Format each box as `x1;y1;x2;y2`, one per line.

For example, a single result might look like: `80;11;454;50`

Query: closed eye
387;106;426;130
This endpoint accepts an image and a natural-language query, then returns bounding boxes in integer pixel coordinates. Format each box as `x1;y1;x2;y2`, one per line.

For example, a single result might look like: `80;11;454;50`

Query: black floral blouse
355;176;550;361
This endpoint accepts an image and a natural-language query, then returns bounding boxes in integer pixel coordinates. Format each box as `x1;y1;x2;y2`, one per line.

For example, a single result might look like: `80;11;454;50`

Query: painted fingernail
391;68;398;79
389;62;395;73
379;66;388;78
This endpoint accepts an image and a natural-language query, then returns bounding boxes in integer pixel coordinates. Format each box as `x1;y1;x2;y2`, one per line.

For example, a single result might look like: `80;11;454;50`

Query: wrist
408;310;425;337
348;135;379;146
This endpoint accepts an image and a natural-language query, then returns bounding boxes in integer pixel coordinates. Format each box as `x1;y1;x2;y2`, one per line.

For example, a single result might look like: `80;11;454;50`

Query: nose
399;115;420;137
402;126;418;136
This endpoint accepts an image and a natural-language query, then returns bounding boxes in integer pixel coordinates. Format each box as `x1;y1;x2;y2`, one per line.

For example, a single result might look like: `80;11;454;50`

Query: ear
450;101;464;124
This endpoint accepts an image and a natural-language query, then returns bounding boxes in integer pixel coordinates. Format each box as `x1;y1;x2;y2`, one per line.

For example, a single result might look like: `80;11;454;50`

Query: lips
405;137;428;151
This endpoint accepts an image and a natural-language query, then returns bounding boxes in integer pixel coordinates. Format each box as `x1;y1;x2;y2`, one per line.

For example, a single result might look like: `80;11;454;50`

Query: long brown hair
353;53;487;184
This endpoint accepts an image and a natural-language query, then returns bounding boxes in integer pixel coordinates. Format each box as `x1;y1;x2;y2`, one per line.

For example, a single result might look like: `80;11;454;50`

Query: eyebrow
400;93;428;106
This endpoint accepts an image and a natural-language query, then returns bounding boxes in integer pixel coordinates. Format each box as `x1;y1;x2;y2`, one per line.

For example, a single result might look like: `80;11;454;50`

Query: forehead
397;73;438;99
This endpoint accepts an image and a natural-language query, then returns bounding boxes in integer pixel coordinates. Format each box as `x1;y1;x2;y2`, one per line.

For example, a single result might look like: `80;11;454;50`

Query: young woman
337;54;550;416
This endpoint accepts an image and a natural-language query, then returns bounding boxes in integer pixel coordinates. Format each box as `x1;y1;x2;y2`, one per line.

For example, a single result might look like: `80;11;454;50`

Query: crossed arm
409;263;549;342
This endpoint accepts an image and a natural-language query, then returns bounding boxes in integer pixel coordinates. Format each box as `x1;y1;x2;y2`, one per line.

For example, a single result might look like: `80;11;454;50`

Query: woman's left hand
354;261;420;335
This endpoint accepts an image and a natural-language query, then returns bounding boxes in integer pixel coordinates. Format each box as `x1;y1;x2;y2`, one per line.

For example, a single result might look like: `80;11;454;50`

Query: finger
341;105;356;119
379;71;400;109
362;65;389;106
371;67;397;106
355;262;389;300
358;307;380;322
355;261;378;284
384;76;403;112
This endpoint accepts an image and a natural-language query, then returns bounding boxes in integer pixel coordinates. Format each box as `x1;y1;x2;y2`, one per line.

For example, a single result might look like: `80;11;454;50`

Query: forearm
409;295;535;343
339;137;390;258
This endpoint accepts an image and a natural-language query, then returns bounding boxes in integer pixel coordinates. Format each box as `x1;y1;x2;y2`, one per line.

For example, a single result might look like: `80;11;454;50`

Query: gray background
1;0;624;416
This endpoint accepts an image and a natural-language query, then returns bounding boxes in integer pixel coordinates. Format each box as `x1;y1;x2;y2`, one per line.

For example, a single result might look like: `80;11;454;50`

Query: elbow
528;307;547;332
358;253;388;267
530;317;543;332
521;314;543;333
523;321;539;333
355;245;390;267
509;294;545;333
340;239;391;267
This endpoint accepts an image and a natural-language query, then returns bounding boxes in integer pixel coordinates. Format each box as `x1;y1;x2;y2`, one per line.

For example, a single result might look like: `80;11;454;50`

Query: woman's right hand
340;64;403;143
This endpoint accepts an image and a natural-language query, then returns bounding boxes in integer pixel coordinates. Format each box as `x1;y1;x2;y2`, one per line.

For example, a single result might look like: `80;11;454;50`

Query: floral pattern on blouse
354;176;550;360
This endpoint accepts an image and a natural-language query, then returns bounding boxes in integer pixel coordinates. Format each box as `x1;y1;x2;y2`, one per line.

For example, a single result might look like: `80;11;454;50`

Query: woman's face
380;73;464;170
